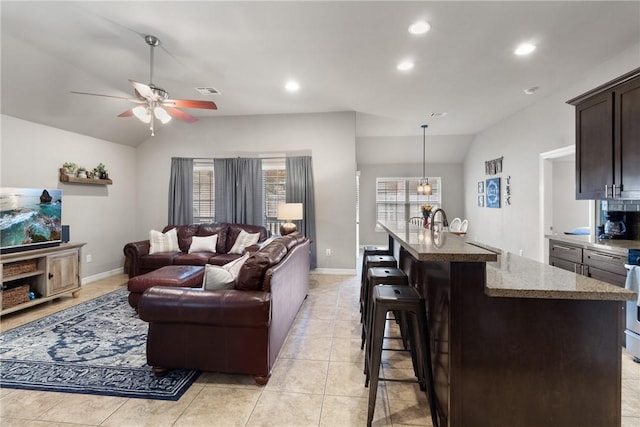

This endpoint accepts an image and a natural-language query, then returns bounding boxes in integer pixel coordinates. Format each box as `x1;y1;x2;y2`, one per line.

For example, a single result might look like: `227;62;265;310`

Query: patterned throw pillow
228;230;261;254
149;228;179;254
188;234;218;253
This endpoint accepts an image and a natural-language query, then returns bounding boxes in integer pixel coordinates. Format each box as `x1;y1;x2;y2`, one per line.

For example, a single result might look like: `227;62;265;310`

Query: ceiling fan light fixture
154;106;172;124
132;105;151;123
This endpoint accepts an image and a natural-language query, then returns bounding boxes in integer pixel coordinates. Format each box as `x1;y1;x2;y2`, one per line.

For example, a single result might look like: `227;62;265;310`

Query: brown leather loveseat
123;223;268;278
137;233;310;385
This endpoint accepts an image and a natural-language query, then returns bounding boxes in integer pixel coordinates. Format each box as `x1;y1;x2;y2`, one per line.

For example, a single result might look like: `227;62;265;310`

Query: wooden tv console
1;243;85;315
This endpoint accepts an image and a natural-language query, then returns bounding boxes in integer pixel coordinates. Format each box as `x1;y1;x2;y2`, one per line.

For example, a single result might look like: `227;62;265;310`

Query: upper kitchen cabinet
568;68;640;200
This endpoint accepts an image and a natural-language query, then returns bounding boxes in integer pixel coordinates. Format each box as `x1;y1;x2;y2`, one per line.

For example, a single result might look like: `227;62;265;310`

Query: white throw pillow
223;252;251;280
149;228;179;254
228;230;261;254
203;264;236;290
188;234;218;253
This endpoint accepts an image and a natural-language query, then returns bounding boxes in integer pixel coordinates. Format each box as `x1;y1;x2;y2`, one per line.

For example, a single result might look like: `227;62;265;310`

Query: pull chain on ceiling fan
71;35;217;136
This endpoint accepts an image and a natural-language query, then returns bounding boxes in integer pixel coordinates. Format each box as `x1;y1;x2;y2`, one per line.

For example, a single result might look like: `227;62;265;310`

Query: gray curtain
168;157;193;225
286;156;317;269
214;158;263;224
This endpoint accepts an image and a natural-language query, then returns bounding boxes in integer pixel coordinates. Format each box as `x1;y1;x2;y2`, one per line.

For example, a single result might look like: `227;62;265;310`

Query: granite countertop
486;252;636;301
377;220;497;262
546;234;640;256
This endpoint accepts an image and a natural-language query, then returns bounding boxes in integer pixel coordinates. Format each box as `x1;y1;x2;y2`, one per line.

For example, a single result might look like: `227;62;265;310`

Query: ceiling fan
71;35;217;136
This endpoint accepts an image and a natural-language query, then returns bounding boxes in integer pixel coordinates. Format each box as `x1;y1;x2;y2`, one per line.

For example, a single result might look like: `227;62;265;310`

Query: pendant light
417;124;432;195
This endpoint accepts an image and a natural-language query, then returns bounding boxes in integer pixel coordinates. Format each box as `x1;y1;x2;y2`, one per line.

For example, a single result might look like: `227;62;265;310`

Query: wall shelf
59;168;112;185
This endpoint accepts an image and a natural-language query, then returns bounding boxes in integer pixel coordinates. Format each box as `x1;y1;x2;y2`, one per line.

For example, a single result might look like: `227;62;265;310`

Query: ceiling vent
429;112;447;118
195;87;221;95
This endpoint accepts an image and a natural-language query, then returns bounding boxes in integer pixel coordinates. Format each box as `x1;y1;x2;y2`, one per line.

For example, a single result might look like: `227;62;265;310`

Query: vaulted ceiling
2;1;639;147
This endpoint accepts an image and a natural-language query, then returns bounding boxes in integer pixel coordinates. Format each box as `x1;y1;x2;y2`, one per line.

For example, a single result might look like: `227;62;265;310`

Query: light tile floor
1;272;639;426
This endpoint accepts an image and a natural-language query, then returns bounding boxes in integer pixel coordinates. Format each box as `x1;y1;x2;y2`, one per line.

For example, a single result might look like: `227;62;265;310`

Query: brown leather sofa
123;223;268;278
137;233;310;385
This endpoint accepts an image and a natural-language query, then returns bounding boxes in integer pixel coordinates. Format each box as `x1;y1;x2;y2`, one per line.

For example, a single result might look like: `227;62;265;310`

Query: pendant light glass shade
418;124;432;195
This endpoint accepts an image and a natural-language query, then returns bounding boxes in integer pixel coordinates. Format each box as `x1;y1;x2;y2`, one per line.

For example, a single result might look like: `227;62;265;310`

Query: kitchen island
378;220;636;427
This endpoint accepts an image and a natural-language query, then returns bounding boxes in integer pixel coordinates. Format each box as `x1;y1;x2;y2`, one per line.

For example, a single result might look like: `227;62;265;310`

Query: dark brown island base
377;220;636;427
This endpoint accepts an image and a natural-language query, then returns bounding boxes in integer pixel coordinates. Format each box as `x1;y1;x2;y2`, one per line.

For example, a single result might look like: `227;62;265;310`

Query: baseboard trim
82;267;125;285
311;268;357;275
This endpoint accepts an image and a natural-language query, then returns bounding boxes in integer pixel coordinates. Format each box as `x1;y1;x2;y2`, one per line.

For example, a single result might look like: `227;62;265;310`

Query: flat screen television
0;187;62;254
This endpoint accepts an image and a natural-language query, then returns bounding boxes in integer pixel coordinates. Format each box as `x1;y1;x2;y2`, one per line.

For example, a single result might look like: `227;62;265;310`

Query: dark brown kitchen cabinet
548;239;627;287
568;67;640;200
549;240;583;273
615;77;640;199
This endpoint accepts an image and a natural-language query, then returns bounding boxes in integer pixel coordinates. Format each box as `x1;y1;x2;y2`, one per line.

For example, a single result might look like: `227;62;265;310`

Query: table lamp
277;203;303;235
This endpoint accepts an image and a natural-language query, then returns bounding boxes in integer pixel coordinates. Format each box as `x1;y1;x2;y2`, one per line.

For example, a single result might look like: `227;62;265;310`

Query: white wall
134;111;357;271
463;44;640;261
1;115;137;278
551;160;590;236
358;162;464;246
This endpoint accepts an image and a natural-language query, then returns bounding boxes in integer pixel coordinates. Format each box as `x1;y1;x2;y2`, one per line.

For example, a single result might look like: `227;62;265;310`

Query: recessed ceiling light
397;61;414;71
524;86;539;95
514;43;536;56
285;81;300;92
408;21;431;35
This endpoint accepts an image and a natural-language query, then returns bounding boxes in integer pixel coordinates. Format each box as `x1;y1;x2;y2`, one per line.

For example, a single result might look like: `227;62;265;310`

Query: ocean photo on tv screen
0;187;62;252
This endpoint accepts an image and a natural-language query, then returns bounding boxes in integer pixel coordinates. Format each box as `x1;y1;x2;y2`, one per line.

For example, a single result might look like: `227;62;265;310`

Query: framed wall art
485;177;501;208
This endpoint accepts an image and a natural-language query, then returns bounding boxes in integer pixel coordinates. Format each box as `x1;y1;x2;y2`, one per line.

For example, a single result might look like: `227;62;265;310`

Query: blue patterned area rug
0;288;199;400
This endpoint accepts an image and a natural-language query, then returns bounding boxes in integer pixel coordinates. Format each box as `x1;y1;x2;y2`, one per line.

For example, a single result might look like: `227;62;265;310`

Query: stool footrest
378;377;420;384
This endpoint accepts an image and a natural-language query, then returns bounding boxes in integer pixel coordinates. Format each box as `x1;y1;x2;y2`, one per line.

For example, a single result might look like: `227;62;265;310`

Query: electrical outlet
86;254;92;263
518;249;523;256
326;248;332;256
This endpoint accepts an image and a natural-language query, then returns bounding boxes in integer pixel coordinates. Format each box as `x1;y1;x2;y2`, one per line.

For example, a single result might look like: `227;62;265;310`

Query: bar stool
361;267;408;350
365;284;439;427
360;255;397;325
360;245;392;296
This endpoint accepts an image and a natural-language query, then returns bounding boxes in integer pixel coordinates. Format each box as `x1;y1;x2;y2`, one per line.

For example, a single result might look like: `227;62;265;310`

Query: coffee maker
599;211;628;239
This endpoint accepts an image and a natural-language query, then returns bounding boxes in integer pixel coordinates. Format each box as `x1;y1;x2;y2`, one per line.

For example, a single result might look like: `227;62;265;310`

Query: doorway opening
539;145;595;261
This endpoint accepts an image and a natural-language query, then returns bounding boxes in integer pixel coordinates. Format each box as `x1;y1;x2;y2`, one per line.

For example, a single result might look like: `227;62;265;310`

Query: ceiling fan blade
117;109;134;118
165;99;217;110
71;91;143;103
163;106;198;123
129;80;156;100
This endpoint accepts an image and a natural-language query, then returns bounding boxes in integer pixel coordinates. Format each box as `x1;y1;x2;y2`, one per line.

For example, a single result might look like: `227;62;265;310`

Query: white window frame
193;159;215;223
375;176;442;231
262;158;287;235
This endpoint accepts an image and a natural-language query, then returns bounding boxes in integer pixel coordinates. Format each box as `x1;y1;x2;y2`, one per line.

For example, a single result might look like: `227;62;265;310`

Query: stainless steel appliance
625;260;640;362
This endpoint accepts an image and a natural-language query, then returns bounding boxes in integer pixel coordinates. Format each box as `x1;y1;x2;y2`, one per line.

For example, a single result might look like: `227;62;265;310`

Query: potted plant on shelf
93;163;108;180
62;162;77;177
76;166;87;179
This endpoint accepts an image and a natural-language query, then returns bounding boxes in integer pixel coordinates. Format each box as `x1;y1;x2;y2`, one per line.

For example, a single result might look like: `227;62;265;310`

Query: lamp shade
277;203;303;221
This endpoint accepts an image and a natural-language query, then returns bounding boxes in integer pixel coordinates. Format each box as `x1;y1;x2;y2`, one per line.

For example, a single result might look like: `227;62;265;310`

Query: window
192;158;288;230
262;158;286;235
193;159;215;223
375;177;441;230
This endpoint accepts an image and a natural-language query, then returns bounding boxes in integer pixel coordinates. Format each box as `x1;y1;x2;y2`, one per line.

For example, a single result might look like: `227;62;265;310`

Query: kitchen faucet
431;208;449;231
